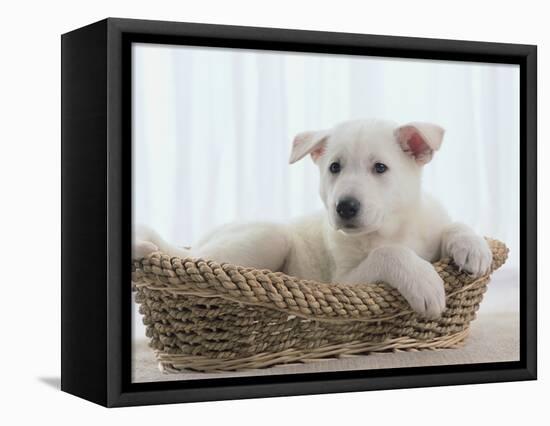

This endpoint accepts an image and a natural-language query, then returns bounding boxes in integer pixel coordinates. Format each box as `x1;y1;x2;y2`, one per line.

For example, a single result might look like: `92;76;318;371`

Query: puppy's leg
337;245;446;318
192;223;291;272
133;224;190;259
133;223;292;273
441;222;492;277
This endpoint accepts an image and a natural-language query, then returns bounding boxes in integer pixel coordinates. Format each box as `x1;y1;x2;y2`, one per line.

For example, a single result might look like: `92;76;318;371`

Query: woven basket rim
132;237;508;323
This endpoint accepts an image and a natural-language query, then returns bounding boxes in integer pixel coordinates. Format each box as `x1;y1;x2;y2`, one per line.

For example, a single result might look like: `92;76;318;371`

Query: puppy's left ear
395;122;445;165
289;130;330;164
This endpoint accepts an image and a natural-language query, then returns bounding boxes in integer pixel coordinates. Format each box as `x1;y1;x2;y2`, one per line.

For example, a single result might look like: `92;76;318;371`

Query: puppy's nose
336;197;360;220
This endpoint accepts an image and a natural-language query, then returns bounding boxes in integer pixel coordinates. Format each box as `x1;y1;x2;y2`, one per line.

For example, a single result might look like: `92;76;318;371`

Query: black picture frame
61;17;537;408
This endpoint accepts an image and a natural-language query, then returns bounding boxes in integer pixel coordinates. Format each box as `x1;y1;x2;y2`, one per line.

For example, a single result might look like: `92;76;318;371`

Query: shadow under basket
132;238;508;372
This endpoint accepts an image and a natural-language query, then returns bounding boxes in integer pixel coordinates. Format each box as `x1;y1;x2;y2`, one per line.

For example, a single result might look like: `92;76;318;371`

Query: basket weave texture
132;238;508;372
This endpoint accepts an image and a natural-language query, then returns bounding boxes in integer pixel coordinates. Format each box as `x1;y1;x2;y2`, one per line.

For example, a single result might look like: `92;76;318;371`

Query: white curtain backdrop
132;43;520;268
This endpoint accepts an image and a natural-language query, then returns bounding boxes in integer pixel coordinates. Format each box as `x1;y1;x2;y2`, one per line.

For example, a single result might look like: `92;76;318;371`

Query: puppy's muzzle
336;197;360;220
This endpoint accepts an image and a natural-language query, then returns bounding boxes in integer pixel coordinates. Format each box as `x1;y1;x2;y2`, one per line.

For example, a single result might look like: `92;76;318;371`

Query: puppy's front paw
400;260;446;318
446;234;492;277
133;240;159;259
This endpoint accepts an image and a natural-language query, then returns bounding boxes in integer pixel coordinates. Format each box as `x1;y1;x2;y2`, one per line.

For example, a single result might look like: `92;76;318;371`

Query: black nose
336;197;360;220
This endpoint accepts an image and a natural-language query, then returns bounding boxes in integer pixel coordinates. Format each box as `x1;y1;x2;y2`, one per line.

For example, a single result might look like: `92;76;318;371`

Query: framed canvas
61;18;537;407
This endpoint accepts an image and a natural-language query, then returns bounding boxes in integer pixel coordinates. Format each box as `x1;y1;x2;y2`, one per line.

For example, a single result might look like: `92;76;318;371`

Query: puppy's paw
133;240;159;259
400;260;446;319
446;234;492;277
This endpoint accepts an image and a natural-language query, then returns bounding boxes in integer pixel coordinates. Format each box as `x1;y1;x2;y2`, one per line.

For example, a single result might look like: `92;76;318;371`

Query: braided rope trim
156;328;470;372
132;238;508;322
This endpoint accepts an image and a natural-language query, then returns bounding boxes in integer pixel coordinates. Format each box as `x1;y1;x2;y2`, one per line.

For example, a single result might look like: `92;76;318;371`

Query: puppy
134;119;492;318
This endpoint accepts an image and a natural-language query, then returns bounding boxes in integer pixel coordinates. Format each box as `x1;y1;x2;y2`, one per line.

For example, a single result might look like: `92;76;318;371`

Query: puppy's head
289;119;444;235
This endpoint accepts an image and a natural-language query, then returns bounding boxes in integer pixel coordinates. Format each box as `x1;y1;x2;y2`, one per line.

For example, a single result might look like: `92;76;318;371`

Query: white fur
134;119;492;318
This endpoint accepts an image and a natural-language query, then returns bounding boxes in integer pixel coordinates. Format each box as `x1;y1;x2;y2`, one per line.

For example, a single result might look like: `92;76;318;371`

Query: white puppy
134;119;492;318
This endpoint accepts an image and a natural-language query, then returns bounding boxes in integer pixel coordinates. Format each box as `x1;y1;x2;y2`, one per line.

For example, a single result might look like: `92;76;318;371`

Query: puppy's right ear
289;130;330;164
394;122;445;165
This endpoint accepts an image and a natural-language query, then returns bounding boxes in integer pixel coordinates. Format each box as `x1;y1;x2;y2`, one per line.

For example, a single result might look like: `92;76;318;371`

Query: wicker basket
132;238;508;372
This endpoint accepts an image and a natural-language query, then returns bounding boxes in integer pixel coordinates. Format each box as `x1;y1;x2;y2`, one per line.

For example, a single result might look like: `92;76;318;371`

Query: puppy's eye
329;162;341;174
374;162;388;174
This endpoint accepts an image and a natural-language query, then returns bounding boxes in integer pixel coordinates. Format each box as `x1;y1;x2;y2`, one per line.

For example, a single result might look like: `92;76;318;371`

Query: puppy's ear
395;122;445;165
289;130;330;164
